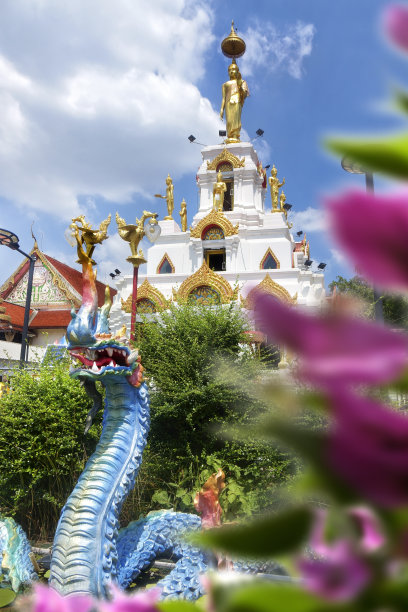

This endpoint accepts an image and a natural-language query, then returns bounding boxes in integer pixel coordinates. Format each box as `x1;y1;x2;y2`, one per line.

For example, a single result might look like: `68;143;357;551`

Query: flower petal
254;292;408;386
384;4;408;52
326;189;408;292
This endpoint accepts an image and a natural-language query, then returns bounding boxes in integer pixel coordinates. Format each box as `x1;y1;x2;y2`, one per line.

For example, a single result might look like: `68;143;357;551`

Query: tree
135;302;294;519
329;275;408;328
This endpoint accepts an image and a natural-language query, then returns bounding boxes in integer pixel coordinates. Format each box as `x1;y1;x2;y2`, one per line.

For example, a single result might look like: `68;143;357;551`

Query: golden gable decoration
156;252;175;274
172;261;237;304
190;210;238;239
241;274;297;308
207;148;245;171
121;279;169;313
260;247;280;270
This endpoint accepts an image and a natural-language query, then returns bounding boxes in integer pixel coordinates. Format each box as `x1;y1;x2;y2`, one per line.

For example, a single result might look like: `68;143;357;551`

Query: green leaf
152;490;170;505
325;132;408;180
394;88;408;115
159;601;200;612
210;581;352;612
191;506;313;558
0;589;16;608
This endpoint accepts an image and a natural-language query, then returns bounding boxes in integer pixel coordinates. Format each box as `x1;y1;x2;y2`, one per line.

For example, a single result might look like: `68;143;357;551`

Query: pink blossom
298;541;372;602
348;507;385;553
100;585;160;612
33;584;94;612
254;293;408;387
326;189;408;292
384;5;408;53
328;389;408;507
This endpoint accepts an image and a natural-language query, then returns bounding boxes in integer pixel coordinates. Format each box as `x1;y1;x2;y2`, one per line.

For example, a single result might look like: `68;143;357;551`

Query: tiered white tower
110;23;325;333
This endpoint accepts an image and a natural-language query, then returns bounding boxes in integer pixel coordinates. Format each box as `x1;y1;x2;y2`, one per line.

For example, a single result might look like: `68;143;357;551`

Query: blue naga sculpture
0;215;211;600
47;216;209;599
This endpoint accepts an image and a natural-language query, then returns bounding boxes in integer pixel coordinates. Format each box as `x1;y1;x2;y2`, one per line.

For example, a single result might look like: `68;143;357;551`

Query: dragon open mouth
69;344;138;375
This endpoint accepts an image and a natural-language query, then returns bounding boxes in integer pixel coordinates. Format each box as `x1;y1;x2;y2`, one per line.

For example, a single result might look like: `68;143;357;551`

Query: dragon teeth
107;347;113;357
109;361;115;368
127;350;138;364
91;361;99;373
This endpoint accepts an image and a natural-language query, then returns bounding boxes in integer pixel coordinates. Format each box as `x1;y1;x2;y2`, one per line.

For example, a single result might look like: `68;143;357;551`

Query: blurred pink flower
348;507;385;553
33;584;94;612
384;4;408;52
254;293;408;387
298;541;371;602
100;585;160;612
326;189;408;292
328;389;408;507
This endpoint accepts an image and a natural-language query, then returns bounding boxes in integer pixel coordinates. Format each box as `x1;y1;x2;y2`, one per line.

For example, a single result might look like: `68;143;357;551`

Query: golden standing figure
180;199;187;232
212;171;227;211
155;174;174;220
280;190;287;217
116;211;158;265
69;214;111;265
220;62;249;143
269;165;285;212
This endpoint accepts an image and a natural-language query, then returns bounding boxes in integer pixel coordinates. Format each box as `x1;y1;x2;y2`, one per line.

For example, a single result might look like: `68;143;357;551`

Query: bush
132;302;295;521
0;361;101;539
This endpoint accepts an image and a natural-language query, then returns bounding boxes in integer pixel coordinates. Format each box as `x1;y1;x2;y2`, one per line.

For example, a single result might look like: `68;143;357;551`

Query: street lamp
116;212;161;341
341;158;383;321
0;229;36;363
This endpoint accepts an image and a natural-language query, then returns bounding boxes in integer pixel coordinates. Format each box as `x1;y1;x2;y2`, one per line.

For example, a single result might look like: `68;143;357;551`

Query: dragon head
66;259;143;389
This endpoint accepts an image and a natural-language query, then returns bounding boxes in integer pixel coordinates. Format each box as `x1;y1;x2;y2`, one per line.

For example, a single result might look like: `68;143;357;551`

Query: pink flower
33;584;94;612
384;4;408;53
328;389;408;507
298;541;372;602
100;585;161;612
326;189;408;292
254;293;408;387
348;507;385;553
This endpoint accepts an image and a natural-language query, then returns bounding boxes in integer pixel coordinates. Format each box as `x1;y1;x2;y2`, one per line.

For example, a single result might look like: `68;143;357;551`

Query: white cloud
0;0;220;219
241;20;315;79
291;207;326;232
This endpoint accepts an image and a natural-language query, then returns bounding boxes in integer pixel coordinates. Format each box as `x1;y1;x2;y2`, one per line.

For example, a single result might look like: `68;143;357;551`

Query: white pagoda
109;24;325;332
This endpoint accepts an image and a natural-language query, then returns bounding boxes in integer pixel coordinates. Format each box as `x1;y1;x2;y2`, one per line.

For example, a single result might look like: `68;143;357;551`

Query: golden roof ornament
221;21;246;59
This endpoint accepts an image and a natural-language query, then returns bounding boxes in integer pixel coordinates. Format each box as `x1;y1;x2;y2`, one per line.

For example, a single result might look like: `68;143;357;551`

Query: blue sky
0;0;406;289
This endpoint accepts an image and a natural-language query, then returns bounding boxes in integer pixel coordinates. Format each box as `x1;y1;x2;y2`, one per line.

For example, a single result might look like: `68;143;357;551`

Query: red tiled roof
44;253;116;306
1;301;30;329
29;310;72;329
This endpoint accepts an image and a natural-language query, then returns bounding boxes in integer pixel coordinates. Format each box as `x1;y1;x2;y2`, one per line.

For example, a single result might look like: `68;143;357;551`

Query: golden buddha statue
220;62;249;143
269;165;285;212
180;198;187;232
155;174;174;220
213;171;227;211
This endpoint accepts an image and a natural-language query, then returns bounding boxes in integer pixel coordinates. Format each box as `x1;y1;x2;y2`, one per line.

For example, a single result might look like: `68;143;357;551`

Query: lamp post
340;158;384;322
115;212;161;341
0;229;36;363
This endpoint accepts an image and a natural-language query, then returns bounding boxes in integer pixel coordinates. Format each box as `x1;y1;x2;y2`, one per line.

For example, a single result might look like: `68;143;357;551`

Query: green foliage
136;302;294;520
193;506;313;558
329;275;408;328
0;361;101;539
325;132;408;181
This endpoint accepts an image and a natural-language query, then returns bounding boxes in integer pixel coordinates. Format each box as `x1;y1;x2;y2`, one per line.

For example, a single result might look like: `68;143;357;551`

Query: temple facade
109;140;325;333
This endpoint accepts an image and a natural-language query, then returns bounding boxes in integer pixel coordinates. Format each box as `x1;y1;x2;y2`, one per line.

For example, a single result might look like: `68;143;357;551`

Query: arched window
157;254;175;274
188;285;221;306
203;225;225;241
260;248;280;270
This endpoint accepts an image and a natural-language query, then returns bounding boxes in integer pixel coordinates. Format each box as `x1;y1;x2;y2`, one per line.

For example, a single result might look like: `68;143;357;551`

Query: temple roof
0;246;116;334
